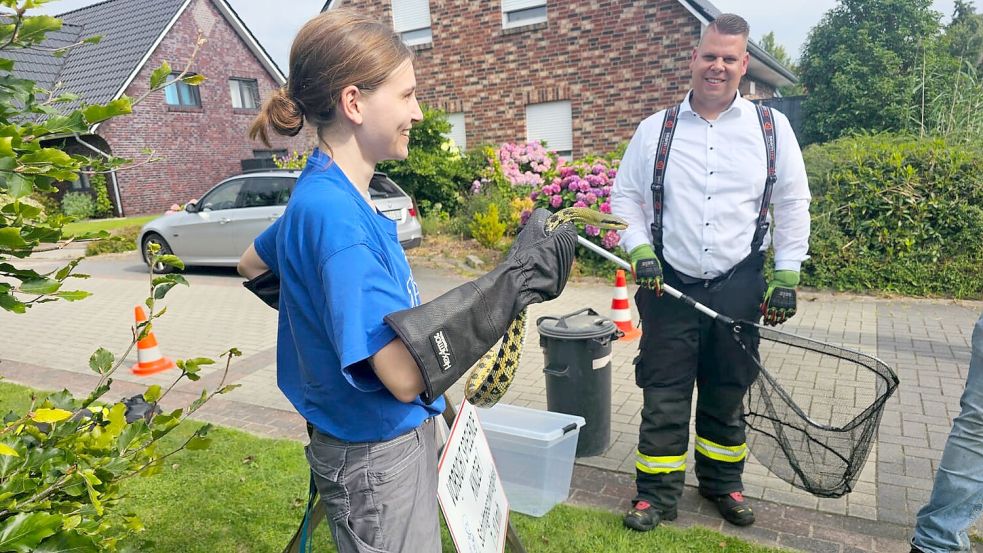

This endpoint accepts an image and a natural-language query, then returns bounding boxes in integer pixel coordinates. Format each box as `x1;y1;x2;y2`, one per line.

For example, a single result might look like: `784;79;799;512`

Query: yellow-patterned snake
463;207;628;407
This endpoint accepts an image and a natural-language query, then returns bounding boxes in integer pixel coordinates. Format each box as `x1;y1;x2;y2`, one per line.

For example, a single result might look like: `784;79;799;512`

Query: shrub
62;191;97;220
377;107;479;214
804;133;983;298
91;172;114;218
469;203;506;249
85;225;139;256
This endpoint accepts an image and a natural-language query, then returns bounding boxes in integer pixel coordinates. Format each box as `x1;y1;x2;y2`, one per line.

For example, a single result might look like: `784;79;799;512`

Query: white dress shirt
611;92;811;280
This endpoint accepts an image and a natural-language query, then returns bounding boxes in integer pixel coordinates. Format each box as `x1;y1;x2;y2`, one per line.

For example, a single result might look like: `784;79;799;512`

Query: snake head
592;212;629;231
545;207;629;232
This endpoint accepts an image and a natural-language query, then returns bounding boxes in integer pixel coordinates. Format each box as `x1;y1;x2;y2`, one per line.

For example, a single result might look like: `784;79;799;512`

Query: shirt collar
679;90;751;120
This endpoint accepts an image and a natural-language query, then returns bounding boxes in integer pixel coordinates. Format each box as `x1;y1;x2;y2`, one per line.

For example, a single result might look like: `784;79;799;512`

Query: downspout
109;170;123;216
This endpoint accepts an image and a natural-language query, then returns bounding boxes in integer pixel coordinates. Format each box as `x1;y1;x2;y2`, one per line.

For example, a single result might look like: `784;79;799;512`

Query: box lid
475;404;585;444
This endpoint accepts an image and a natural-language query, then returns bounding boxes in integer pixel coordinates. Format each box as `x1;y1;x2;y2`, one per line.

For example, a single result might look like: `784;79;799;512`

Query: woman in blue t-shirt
238;9;577;553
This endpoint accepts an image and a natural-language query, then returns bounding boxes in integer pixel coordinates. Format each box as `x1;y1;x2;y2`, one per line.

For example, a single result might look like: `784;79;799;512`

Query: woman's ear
338;85;363;125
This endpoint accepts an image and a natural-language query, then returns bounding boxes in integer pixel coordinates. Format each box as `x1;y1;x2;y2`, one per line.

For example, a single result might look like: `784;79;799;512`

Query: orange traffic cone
131;306;176;376
610;269;642;341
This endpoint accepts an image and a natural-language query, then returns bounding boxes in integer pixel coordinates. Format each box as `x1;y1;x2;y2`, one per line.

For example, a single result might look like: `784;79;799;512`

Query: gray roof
5;23;84;91
6;0;284;119
54;0;186;111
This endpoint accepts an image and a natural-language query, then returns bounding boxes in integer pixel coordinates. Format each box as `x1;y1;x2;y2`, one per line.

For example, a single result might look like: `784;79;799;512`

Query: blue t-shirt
254;149;444;442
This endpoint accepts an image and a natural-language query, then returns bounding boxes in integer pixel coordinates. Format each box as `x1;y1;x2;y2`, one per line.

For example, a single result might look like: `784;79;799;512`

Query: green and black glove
629;244;663;296
761;270;799;326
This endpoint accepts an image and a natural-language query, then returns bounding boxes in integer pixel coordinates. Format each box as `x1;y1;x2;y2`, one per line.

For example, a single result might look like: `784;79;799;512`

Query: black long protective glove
243;270;280;310
384;208;577;404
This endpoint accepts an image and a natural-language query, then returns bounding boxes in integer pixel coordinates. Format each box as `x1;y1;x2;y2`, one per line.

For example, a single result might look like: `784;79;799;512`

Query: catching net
741;325;899;498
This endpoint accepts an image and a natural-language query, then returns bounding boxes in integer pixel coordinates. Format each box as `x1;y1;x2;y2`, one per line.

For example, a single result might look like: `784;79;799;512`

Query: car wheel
141;233;175;274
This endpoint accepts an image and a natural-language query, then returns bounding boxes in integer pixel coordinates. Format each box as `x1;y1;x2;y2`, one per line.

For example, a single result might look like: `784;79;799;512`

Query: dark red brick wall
334;0;783;157
99;0;312;215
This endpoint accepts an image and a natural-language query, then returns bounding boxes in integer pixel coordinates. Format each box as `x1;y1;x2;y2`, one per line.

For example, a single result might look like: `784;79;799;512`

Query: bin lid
537;307;618;340
476;404;585;444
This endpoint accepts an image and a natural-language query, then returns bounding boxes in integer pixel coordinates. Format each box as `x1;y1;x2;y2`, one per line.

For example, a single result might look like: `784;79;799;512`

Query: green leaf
143;385;162;403
217;384;241;394
81;98;132;125
19;15;62;42
0;59;13;72
157;255;184;270
115;420;147;453
0;136;12;157
0;443;18;457
153;282;176;299
82;35;102;45
0;292;26;314
183;74;206;86
19;279;61;295
33;531;99;553
19;147;73;166
149;61;171;90
5;174;31;199
88;348;114;375
0;227;27;248
54;259;82;281
186;436;212;450
0;512;62;553
53;290;91;302
31;408;72;423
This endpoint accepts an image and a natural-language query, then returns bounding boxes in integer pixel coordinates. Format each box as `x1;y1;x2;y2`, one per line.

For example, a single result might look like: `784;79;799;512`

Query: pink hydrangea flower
551;194;563;208
586;224;600;237
602;230;621;249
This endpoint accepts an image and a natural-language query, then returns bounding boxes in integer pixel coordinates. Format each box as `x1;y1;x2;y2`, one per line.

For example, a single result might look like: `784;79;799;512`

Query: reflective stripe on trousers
635;450;687;474
695;435;748;463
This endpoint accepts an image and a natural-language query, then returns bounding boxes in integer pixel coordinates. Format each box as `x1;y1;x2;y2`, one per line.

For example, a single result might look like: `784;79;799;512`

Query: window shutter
526;101;572;153
391;0;431;32
502;0;546;12
446;112;466;149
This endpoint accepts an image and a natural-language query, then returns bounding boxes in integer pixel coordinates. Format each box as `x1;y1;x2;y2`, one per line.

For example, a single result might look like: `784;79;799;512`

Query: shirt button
710;171;715;175
704;248;709;252
705;222;710;226
707;196;711;200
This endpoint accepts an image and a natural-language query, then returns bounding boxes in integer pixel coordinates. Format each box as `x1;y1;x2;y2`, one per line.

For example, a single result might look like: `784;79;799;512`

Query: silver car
139;169;423;273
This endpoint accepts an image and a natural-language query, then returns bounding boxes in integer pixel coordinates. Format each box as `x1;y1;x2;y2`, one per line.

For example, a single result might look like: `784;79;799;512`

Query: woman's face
357;60;423;163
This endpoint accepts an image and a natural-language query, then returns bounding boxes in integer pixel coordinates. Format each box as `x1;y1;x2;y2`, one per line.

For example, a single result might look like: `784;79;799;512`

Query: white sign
437;399;509;553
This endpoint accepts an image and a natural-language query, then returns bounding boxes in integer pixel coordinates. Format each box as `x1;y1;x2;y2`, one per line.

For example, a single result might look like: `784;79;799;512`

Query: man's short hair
706;13;750;39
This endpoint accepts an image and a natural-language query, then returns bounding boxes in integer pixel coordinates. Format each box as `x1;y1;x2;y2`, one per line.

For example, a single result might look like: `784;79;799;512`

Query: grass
63;214;157;237
0;381;790;552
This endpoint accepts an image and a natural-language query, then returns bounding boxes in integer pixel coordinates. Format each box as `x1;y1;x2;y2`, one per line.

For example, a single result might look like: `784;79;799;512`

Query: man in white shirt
611;13;811;532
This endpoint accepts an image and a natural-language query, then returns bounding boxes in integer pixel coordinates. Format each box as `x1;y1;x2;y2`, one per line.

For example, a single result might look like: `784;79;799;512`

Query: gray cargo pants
305;417;440;553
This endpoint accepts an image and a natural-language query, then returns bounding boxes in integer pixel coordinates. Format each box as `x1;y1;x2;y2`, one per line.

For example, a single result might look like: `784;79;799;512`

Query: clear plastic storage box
475;403;585;517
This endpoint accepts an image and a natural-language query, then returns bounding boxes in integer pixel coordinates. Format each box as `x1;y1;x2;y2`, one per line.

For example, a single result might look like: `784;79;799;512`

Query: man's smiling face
689;27;749;116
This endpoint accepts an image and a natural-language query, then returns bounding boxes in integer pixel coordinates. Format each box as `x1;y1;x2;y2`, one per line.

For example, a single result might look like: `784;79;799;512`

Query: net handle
577;236;736;325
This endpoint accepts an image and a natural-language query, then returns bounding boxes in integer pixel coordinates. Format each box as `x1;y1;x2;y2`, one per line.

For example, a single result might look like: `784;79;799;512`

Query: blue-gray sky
36;0;969;71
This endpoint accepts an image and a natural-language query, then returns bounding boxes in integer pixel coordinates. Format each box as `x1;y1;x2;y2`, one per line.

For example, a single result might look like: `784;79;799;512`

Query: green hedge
803;134;983;298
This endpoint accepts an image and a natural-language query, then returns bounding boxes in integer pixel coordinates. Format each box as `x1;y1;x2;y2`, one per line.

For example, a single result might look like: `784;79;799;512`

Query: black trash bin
538;308;620;457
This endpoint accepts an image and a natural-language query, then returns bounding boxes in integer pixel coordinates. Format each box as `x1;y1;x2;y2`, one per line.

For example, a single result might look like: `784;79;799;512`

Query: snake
463;207;629;407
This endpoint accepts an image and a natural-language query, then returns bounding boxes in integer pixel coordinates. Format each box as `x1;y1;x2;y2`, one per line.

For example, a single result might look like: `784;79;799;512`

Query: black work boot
703;491;755;526
623;500;678;532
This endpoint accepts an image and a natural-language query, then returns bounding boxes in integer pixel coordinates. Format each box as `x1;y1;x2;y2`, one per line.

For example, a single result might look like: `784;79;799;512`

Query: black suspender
649;106;679;250
649;104;778;256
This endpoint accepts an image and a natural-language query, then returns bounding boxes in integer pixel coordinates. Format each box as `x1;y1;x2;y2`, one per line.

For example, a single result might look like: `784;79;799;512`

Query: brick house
13;0;310;215
323;0;796;157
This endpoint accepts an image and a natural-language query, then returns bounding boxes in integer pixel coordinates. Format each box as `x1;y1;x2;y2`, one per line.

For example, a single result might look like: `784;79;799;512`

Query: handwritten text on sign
437;399;508;553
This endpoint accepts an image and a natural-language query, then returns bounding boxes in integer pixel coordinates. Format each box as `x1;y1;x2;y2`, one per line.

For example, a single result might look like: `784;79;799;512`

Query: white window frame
502;0;547;29
391;0;432;46
229;78;260;109
446;112;466;150
525;101;572;158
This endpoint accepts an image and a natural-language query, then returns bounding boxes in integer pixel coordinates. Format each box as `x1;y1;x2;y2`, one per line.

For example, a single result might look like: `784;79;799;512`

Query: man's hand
761;270;799;326
629;244;663;295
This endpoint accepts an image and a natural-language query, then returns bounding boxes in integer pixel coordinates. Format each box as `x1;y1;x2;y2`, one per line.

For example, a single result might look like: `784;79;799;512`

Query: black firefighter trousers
632;254;766;512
